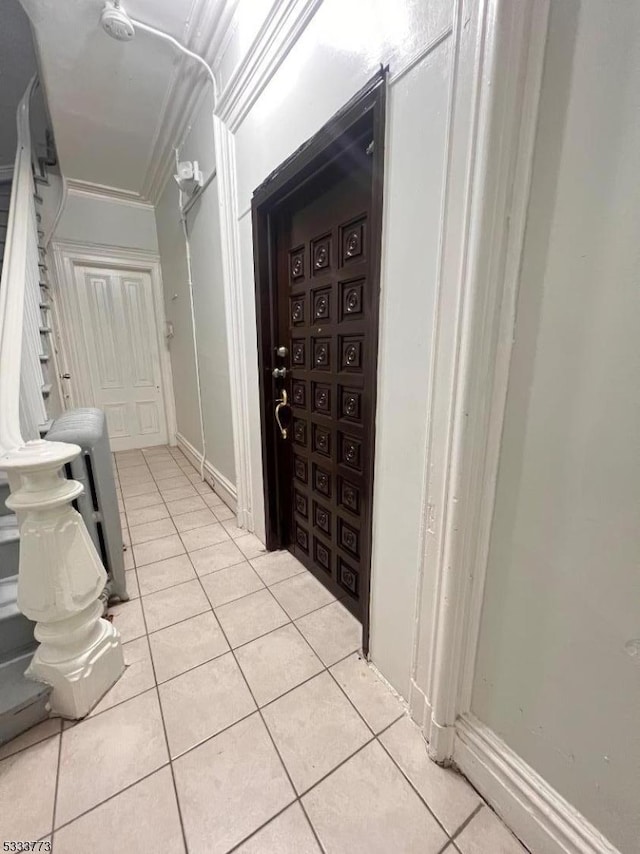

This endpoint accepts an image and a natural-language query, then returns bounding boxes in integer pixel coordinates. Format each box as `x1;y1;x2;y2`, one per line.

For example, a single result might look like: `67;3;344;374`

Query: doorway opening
52;244;175;452
252;71;386;654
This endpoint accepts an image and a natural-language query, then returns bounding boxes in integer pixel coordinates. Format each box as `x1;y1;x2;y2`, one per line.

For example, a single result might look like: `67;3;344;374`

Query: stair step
39;353;49;363
0;478;11;518
34;175;49;187
40;326;52;334
0;654;51;748
0;517;20;579
39;420;53;438
0;576;35;660
41;384;52;397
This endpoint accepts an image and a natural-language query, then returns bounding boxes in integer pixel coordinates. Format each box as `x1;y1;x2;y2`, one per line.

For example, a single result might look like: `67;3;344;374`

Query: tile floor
0;445;528;854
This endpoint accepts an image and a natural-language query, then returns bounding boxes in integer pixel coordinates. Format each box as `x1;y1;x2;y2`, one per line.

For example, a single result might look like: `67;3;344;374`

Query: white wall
55;191;158;252
227;0;454;697
155;88;236;486
155;179;201;454
472;3;640;851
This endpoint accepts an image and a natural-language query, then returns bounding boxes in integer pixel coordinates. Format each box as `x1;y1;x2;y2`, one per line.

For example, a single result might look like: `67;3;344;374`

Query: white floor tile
262;671;371;793
236;623;323;707
108;598;146;643
0;737;58;841
235;533;267;561
190;540;246;577
0;717;61;761
149;611;229;683
54;767;184;854
380;716;481;835
159;653;256;757
133;534;185;567
166;496;207;516
456;806;529;854
295;600;361;665
251;551;307;586
330;653;404;734
303;741;447;854
173;714;295;854
235;803;320;853
142;578;210;632
270;570;336;619
55;691;168;827
136;553;196;595
200;561;264;608
180;523;230;552
215;588;289;648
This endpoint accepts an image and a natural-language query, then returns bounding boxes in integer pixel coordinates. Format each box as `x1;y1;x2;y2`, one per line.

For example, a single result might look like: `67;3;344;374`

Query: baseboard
175;432;238;514
408;678;430;729
454;714;621;854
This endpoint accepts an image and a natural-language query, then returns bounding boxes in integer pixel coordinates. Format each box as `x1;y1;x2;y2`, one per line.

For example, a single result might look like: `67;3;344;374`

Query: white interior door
69;264;169;451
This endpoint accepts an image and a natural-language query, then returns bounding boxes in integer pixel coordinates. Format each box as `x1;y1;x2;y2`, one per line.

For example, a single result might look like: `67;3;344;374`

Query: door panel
123;276;157;387
84;273;123;389
273;138;377;622
254;73;386;646
70;265;168;451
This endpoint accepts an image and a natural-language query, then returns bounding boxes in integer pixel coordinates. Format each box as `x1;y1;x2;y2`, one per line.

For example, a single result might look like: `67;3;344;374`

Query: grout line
224;800;312;854
48;714;64;849
450;802;483;844
197;570;329;854
376;735;454;842
51;758;173;836
132;556;190;854
51;450;432;850
92;450;464;850
0;719;62;764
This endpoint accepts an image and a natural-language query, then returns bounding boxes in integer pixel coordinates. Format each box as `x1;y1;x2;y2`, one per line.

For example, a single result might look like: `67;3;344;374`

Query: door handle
272;366;287;379
275;389;289;439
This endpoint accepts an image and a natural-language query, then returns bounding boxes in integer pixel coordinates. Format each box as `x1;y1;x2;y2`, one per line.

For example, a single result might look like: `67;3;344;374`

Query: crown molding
215;0;323;133
65;178;154;210
148;0;323;203
142;0;238;204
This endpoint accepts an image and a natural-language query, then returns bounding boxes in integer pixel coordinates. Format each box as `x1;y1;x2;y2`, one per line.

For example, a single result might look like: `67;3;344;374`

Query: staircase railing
0;78;123;718
0;77;44;451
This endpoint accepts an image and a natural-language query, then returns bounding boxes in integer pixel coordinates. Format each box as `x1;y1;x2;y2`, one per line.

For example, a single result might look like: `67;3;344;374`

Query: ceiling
19;0;232;200
0;0;38;169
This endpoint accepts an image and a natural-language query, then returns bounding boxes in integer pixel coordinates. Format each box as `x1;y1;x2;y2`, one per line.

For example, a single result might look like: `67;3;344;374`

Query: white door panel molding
50;241;177;451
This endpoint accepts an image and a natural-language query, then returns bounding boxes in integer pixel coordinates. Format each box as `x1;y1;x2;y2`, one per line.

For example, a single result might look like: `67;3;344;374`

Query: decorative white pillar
2;439;124;718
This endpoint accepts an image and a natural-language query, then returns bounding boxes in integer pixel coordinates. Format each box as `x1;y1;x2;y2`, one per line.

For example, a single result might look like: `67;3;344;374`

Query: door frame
49;240;177;446
251;71;387;653
412;0;552;761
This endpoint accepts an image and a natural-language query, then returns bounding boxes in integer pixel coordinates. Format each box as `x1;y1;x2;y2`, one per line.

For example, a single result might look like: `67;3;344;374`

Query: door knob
61;373;71;379
272;366;287;379
275;389;289;439
276;346;288;357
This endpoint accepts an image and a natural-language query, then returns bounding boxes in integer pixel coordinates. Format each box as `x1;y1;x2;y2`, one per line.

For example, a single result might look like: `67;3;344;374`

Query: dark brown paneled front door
253;73;386;651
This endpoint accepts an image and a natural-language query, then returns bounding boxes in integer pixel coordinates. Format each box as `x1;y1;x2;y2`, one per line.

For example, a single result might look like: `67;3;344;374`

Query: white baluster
1;439;124;718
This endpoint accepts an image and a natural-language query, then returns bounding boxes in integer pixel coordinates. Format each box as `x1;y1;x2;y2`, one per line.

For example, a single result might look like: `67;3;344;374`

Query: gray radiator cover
46;408;128;603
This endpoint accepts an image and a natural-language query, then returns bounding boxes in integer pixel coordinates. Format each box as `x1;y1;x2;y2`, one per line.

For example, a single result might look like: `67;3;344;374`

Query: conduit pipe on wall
176;149;207;480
